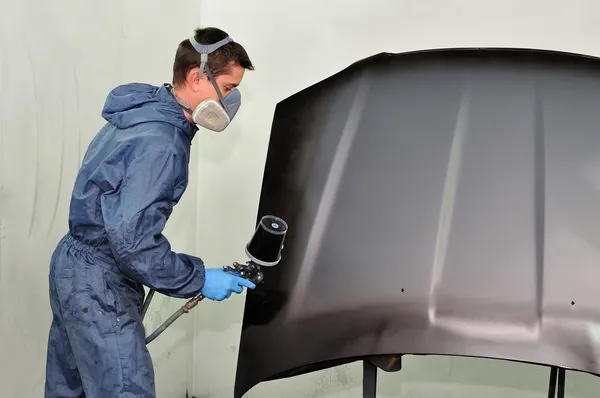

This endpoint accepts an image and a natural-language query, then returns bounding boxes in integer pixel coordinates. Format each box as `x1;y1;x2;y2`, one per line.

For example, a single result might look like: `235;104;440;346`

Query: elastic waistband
63;233;116;264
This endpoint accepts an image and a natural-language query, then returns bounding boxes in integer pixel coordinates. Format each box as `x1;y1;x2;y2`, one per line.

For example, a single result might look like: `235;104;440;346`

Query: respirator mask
171;36;241;132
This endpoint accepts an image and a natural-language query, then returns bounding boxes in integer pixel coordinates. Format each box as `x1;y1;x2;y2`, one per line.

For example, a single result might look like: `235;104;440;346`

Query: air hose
143;215;288;345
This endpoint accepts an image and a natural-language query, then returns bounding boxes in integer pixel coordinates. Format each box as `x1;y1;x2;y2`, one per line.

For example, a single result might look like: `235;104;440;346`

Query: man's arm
100;144;204;299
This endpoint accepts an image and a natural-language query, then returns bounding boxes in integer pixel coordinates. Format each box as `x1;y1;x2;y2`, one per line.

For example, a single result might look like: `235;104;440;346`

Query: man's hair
172;27;254;87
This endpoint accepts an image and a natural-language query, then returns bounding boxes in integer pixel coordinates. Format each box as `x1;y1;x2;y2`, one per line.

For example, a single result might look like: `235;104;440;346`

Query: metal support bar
547;366;557;398
547;366;566;398
557;367;566;398
362;360;377;398
360;359;565;398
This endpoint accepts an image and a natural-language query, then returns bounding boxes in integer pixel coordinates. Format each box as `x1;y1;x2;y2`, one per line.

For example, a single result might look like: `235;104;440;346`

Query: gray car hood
234;48;600;397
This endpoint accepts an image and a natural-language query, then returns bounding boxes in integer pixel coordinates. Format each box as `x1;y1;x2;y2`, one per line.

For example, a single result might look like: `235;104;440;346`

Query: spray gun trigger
223;261;264;284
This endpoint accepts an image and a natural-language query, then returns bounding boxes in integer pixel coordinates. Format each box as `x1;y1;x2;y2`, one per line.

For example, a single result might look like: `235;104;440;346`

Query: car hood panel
234;48;600;397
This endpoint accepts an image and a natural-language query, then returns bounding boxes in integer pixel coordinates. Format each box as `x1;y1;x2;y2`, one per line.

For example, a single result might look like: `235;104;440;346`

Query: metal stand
361;358;566;398
362;361;377;398
361;355;402;398
547;366;566;398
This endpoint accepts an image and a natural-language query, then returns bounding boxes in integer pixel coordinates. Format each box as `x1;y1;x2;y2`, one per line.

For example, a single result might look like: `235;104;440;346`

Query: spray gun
143;215;288;345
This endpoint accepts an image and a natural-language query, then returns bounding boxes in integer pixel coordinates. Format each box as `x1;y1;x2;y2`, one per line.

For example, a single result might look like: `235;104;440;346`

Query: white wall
1;0;600;397
0;1;204;396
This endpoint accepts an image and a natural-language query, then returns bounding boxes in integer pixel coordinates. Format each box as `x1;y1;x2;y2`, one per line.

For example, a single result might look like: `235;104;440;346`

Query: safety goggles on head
172;36;241;132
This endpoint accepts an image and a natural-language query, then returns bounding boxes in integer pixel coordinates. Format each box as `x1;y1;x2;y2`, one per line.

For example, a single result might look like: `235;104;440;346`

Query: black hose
141;288;192;345
145;294;205;345
145;307;186;344
141;289;155;320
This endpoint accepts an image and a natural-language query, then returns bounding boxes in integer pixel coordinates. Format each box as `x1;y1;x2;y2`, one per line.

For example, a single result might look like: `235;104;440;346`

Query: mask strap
167;85;194;116
189;36;232;79
188;35;234;111
205;67;229;112
168;74;229;115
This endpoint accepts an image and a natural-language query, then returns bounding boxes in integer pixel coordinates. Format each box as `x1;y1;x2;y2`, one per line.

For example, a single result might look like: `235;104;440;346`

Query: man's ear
186;67;210;92
186;67;201;90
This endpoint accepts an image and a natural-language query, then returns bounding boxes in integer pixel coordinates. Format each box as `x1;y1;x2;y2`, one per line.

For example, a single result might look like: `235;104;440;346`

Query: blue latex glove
200;268;256;301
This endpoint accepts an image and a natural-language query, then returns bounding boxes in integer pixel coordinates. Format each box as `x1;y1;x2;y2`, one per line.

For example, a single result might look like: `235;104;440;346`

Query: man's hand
200;268;256;301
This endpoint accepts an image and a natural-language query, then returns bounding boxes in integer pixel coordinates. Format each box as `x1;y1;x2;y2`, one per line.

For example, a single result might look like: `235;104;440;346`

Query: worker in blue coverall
44;27;256;398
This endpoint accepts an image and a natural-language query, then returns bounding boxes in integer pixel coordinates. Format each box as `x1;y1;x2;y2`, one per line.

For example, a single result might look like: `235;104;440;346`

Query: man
44;27;256;398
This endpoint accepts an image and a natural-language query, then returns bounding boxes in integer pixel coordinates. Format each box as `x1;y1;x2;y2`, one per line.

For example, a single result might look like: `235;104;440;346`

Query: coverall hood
101;83;198;139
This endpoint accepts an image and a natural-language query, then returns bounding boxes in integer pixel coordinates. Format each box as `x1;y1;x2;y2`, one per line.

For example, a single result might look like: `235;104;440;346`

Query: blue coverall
44;83;205;397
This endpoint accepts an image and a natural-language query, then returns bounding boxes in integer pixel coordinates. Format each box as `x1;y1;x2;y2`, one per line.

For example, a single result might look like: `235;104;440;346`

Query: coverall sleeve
101;144;205;299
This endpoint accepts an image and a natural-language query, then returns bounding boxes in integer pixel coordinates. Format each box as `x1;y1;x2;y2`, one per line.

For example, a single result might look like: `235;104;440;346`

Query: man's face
189;63;246;108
